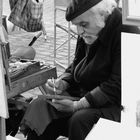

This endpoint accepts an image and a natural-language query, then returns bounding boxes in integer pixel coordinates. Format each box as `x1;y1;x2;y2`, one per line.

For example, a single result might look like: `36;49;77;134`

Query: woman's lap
21;95;120;140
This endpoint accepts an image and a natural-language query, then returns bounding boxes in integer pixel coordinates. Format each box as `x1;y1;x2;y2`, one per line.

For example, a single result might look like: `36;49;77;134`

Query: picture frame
121;32;140;129
122;0;140;26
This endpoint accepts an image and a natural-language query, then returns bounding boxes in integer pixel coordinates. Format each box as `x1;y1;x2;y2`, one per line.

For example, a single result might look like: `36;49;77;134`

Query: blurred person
19;0;140;140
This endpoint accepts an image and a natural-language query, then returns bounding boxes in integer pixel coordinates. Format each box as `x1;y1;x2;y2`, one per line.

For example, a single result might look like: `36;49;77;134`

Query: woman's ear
99;10;109;23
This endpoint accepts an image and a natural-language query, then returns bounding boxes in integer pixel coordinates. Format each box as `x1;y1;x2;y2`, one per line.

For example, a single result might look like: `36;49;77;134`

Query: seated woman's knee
30;95;48;106
70;109;100;127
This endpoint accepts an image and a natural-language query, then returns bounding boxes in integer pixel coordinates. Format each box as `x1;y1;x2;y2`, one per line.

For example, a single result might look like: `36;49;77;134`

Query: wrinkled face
72;9;105;45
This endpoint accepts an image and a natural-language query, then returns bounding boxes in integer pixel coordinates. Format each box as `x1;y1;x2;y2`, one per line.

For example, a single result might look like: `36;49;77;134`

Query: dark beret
66;0;102;21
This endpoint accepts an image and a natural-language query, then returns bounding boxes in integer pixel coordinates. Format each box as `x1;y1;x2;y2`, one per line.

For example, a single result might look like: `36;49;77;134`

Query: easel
0;0;9;139
0;1;57;139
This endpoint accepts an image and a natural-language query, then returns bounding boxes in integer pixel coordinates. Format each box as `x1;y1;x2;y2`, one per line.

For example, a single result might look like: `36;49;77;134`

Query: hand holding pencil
46;78;80;101
46;77;69;95
51;77;56;95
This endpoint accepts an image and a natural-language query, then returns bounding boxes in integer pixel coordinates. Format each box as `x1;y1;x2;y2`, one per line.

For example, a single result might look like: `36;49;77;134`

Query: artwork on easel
0;0;9;119
0;30;9;119
122;0;140;26
0;0;9;139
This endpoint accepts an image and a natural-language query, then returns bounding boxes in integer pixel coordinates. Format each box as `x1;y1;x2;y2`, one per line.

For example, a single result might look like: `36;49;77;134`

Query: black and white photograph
0;0;140;140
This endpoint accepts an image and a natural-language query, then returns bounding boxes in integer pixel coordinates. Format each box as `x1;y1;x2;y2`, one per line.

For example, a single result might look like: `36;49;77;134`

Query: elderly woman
20;0;140;140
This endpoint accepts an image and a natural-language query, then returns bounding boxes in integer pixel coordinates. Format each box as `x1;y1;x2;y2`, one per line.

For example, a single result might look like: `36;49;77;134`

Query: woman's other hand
51;99;74;113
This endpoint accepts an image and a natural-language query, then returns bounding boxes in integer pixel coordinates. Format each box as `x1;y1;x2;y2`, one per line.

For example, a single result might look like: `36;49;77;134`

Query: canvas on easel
0;32;9;140
0;42;9;118
0;0;9;139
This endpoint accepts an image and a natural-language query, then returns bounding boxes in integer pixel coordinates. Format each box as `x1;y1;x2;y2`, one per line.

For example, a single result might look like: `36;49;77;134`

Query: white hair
85;0;117;31
90;0;117;19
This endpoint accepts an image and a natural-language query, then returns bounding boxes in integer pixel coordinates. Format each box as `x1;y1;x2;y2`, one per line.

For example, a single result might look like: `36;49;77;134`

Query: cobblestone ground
3;0;76;139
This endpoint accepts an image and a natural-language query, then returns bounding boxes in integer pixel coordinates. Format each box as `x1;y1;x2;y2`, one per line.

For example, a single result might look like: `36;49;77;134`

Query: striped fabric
8;0;43;32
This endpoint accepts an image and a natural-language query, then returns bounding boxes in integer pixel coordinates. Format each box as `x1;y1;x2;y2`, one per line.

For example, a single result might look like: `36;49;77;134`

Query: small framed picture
122;0;140;26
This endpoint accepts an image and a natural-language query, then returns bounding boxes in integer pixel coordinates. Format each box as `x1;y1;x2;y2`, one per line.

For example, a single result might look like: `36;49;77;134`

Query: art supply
12;31;42;60
52;77;56;95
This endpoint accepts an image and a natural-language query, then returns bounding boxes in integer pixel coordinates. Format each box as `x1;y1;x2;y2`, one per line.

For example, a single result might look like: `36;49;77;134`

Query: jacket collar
97;8;122;47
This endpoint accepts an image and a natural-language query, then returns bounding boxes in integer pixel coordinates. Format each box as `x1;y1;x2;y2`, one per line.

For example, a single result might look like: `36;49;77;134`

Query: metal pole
0;0;2;25
0;118;6;140
54;0;57;66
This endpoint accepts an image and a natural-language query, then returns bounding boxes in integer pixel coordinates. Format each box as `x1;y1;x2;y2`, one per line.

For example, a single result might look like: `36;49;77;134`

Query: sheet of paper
121;32;140;126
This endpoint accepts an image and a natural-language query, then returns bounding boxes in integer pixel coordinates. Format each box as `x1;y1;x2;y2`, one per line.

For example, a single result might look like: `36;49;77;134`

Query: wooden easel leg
0;117;6;140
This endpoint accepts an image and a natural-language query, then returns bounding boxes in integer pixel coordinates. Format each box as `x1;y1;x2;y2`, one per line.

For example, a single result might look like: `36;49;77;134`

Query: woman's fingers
52;99;70;105
45;83;54;94
56;89;63;94
46;79;63;94
47;79;54;87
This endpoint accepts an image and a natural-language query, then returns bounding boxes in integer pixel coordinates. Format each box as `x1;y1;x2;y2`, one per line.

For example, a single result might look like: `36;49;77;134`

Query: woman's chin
84;38;96;45
83;35;98;45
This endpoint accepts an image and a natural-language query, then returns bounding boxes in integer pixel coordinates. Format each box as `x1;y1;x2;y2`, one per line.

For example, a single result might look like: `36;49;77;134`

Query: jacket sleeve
85;29;121;107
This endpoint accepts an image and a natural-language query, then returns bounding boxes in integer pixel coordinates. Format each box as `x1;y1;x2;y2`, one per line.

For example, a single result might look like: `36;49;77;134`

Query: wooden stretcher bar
7;66;57;99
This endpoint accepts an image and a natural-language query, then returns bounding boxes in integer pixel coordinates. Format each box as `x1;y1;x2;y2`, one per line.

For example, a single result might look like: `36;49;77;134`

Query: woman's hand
45;78;69;95
51;99;74;113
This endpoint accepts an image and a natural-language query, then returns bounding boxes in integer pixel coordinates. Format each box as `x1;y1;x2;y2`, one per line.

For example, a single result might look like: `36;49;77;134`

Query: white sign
122;32;140;127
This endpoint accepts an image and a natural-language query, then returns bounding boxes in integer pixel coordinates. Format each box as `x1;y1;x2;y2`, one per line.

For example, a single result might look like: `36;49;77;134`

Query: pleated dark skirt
20;95;71;136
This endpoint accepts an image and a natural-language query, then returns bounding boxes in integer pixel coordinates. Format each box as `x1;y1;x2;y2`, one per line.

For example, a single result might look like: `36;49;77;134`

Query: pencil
52;77;56;94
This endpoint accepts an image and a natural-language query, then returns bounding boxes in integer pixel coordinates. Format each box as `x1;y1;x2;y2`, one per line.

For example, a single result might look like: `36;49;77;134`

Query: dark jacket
62;8;140;108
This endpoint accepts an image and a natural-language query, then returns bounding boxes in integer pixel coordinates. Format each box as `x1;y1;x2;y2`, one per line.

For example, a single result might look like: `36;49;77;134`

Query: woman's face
72;9;105;45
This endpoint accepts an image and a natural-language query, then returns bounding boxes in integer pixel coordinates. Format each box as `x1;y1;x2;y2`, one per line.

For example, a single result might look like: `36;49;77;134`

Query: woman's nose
77;26;85;35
